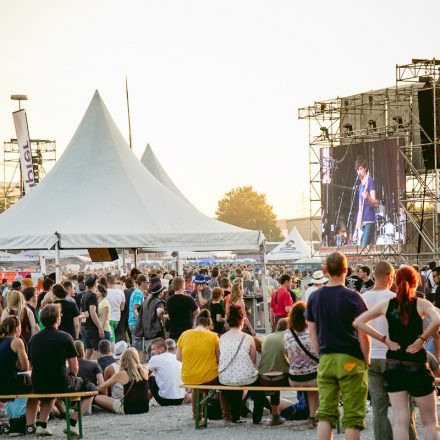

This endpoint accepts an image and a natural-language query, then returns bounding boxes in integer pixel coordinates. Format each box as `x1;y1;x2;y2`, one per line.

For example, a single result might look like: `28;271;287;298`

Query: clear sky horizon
1;0;439;219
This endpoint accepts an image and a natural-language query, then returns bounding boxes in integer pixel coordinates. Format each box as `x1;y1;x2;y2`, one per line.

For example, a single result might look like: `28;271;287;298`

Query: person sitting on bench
0;316;34;435
27;304;94;437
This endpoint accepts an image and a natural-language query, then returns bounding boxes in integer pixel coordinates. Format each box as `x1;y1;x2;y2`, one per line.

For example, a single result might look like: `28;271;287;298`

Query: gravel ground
20;396;429;440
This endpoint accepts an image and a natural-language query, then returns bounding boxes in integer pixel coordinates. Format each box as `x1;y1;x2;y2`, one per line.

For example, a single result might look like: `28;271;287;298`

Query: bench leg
195;389;200;429
76;400;83;439
203;392;210;428
64;398;71;440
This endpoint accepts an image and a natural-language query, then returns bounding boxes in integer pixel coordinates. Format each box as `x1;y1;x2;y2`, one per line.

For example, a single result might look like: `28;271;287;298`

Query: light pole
11;94;28;110
269;229;272;241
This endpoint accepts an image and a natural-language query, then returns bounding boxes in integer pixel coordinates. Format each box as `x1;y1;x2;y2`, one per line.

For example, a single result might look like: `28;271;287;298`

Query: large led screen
321;139;405;247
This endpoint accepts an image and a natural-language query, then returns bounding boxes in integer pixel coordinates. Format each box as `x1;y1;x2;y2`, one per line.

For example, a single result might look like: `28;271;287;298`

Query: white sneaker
63;425;79;437
36;426;53;436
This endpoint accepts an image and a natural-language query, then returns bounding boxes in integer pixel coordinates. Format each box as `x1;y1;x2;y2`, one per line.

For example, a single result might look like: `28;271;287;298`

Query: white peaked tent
266;227;311;262
141;144;191;205
0;91;263;251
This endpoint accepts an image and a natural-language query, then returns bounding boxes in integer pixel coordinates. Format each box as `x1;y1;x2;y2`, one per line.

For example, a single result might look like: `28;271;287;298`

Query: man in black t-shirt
81;275;104;359
27;303;92;437
53;284;80;340
166;277;199;340
307;252;369;437
358;265;374;293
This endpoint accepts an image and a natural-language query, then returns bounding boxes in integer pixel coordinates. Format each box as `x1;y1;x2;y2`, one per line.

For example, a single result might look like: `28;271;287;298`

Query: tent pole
260;242;271;334
133;248;138;268
55;242;60;283
176;251;183;276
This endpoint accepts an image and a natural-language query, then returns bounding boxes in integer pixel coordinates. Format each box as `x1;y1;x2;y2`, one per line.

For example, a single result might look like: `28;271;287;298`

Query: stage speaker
88;248;119;262
418;87;440;169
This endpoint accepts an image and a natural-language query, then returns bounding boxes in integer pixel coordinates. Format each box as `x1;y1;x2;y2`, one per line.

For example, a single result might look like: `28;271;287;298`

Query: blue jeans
361;223;375;246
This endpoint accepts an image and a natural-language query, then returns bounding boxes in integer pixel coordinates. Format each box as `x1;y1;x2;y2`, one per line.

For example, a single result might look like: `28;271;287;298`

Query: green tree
215;186;283;241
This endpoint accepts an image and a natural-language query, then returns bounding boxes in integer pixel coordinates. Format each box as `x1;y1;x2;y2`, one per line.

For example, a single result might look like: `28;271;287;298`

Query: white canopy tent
266;227;311;262
0;91;263;252
141;144;192;205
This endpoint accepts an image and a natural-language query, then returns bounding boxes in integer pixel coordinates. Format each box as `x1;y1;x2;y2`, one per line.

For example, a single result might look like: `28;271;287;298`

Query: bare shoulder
11;336;24;351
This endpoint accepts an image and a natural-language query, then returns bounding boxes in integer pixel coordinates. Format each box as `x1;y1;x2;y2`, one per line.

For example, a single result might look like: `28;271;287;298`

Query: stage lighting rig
343;123;353;136
367;119;377;133
320;126;330;140
392;116;404;129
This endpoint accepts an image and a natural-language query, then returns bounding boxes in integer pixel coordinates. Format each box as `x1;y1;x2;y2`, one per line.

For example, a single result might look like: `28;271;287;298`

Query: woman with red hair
354;265;440;440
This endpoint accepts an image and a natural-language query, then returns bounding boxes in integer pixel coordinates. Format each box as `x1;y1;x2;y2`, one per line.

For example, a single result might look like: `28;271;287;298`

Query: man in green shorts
105;274;125;345
307;252;370;440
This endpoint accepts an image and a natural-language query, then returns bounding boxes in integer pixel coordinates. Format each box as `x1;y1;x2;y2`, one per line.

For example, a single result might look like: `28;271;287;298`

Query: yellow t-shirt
177;329;219;385
98;298;111;332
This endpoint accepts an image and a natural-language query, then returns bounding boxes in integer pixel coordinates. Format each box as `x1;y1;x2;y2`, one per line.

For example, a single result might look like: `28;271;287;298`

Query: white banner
13;109;36;193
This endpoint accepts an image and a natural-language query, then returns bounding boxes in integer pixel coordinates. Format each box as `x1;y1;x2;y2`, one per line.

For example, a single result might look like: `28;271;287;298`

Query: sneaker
36;426;53;436
25;425;36;435
63;425;79;437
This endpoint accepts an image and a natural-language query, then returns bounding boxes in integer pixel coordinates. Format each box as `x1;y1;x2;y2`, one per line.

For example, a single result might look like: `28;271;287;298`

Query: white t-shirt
109;362;123;399
148;352;185;399
362;289;395;359
106;288;125;321
305;285;320;303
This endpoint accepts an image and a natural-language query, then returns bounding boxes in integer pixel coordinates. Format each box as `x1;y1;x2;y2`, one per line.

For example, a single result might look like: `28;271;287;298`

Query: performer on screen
352;156;377;246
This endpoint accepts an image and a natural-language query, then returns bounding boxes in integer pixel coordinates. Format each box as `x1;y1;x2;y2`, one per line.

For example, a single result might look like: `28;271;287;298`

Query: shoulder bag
218;334;246;374
290;329;319;363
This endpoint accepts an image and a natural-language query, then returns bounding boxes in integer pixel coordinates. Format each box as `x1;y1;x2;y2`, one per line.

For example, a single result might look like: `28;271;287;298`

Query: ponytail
0;316;20;340
395;265;417;326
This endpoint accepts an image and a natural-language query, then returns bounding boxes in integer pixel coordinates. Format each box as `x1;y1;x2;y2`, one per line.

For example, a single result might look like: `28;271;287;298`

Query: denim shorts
129;325;144;352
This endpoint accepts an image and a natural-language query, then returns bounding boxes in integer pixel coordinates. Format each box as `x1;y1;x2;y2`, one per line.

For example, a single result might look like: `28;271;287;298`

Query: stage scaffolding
298;58;440;262
1;139;56;212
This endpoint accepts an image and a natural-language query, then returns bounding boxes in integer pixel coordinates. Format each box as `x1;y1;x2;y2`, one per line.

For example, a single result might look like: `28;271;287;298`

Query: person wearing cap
128;275;150;359
22;278;33;288
305;270;328;303
191;275;212;308
138;284;166;361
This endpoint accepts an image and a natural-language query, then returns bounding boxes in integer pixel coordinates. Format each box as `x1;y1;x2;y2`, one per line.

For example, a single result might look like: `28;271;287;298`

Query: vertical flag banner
13;109;36;193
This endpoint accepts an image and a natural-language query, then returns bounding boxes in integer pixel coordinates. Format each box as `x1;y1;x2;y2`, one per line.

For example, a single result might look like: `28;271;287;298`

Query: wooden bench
0;391;98;440
181;384;331;430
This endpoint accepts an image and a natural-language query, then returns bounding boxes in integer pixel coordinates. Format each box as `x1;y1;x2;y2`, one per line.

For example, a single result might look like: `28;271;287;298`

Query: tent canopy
0;91;263;252
141;144;191;205
266;227;311;262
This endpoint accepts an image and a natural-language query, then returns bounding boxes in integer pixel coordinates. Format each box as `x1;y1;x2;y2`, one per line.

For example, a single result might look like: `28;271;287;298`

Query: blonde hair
7;290;26;321
230;281;243;304
120;348;145;382
242;271;252;282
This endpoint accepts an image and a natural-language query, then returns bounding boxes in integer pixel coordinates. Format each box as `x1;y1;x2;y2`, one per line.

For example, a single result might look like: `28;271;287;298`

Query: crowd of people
0;255;439;439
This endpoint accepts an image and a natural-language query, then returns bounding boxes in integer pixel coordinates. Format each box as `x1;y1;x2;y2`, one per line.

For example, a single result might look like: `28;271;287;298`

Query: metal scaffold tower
1;139;56;212
298;58;440;262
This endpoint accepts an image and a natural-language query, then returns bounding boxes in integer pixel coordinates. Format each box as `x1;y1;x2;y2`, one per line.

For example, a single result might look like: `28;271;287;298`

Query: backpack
207;392;223;420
